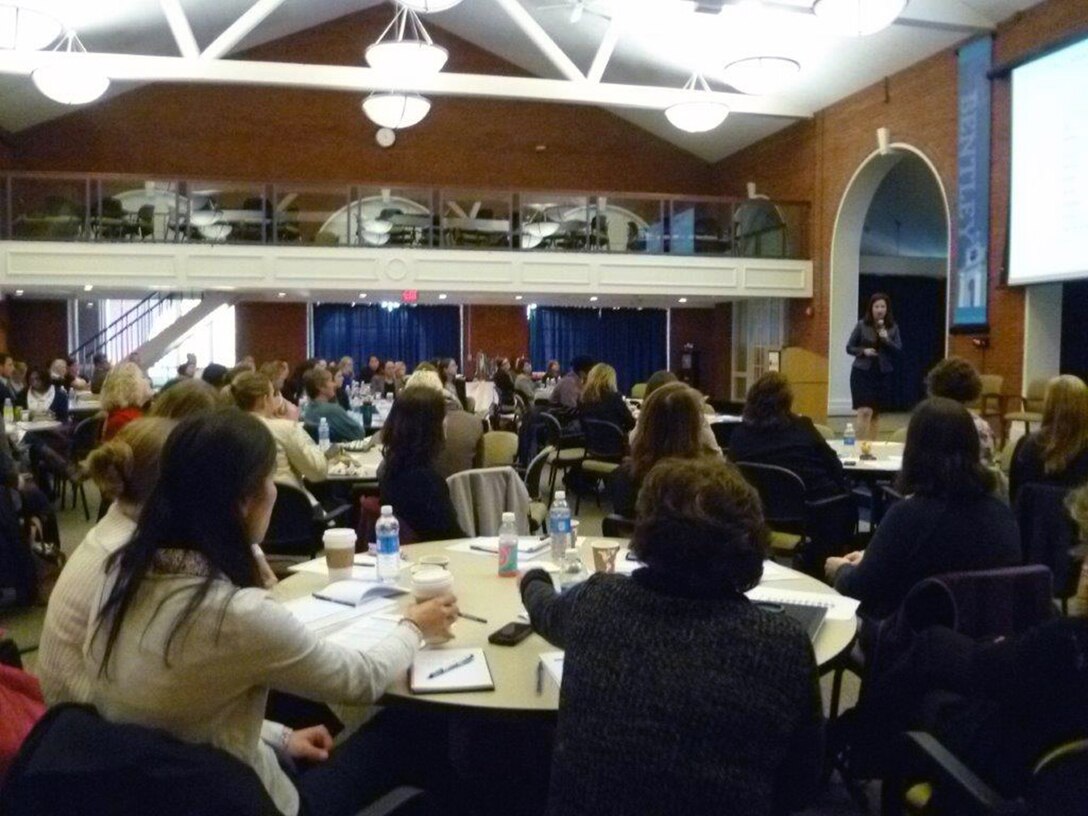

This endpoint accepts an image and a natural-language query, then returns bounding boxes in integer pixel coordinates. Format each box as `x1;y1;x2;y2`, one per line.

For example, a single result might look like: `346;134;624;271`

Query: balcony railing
0;173;810;261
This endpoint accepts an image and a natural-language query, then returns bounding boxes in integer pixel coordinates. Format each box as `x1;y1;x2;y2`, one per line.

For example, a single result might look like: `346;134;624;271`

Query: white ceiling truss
0;0;1045;161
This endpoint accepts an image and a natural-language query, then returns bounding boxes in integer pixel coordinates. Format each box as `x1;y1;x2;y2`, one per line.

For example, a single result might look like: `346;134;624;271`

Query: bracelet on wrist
279;725;293;753
398;617;423;639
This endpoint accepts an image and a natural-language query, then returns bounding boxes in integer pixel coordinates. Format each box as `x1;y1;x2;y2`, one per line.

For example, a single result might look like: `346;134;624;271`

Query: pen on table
312;593;356;608
458;612;488;624
427;653;475;680
535;660;543;695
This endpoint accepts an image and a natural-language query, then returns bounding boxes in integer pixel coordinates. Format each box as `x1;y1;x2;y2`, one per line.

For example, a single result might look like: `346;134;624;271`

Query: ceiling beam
490;0;585;82
202;0;289;60
0;51;812;118
159;0;201;59
714;0;994;34
587;19;620;84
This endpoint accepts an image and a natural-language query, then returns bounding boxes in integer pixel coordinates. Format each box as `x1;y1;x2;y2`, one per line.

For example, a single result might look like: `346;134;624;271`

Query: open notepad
313;579;407;613
447;537;551;561
538;651;564;690
410;648;494;694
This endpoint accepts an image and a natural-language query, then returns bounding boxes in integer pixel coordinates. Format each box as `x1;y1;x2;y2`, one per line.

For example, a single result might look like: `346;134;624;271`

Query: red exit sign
402;290;418;304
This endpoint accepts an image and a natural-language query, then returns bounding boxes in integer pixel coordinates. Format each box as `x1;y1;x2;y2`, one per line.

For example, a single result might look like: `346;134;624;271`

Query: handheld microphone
876;319;884;329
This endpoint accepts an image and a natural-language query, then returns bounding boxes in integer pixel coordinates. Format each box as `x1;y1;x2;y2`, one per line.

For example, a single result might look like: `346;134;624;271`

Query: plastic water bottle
549;491;572;563
2;398;12;425
498;511;519;577
317;417;331;452
376;505;401;584
559;548;587;589
298;393;310;415
843;422;856;454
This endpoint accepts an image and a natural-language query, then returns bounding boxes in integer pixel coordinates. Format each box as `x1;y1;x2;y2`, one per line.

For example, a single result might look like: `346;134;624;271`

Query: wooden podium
779;346;828;424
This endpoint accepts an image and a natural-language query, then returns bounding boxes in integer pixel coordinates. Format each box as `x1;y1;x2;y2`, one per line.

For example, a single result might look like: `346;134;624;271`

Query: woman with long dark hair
77;410;458;816
825;397;1020;619
379;386;465;541
846;292;902;441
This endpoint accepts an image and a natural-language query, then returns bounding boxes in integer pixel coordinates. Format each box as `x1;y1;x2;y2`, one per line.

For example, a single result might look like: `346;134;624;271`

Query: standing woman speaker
847;293;902;441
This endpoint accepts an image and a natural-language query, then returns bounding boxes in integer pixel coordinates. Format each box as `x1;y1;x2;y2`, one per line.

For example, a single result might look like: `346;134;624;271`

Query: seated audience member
100;362;152;441
925;357;997;464
728;372;847;501
364;354;382;386
493;358;516;408
284;358;318;405
634;369;721;455
826;398;1021;620
379;386;466;542
49;411;458;816
543;359;561;387
643;368;678;397
578;363;635;433
393;361;408;391
436;357;461;406
260;360;299;421
0;353;17;404
89;353;111;395
65;357;89;391
610;382;719;518
149;378;221;419
370;360;398;400
176;361;196;379
231;372;328;503
200;362;230;390
337;356;355;391
1009;374;1088;501
520;457;822;816
37;418;176;705
549;355;594;411
10;360;26;399
302;368;365;443
403;370;483;479
19;367;69;422
514;357;536;403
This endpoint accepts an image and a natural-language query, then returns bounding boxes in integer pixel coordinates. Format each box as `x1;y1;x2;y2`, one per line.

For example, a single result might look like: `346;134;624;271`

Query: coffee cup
591;540;621;573
417;554;450;569
323;529;357;582
410;566;454;601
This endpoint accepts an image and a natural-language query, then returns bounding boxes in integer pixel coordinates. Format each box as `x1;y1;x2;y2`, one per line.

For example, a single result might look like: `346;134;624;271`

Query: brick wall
234;302;308;365
669;306;731;399
11;7;716;196
712;0;1088;398
0;299;69;364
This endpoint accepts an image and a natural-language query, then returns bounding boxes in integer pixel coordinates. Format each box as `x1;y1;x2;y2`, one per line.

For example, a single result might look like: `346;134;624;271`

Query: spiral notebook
410;648;495;694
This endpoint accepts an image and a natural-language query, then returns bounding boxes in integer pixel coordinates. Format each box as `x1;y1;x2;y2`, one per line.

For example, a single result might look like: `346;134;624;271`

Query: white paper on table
760;560;803;581
288;559;379;582
281;596;369;632
615;551;641;575
539;651;564;687
410;648;494;693
446;537;550;561
324;615;401;653
314;579;407;606
744;585;860;621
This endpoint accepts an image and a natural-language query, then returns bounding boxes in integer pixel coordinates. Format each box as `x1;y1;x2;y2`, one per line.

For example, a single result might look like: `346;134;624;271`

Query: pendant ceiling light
396;0;463;13
31;32;110;105
722;56;801;95
362;91;432;129
664;74;729;134
812;0;908;36
366;5;448;77
0;2;63;51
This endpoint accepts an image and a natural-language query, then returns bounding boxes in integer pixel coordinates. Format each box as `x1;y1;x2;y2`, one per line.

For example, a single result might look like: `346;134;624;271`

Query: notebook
752;599;828;642
538;651;565;690
410;648;494;694
313;579;407;607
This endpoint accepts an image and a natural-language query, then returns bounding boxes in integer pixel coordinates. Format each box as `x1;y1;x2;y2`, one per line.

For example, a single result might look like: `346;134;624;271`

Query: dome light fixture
31;31;109;105
722;56;801;95
664;74;729;134
396;0;463;13
813;0;908;36
362;91;431;129
366;5;448;77
0;2;63;51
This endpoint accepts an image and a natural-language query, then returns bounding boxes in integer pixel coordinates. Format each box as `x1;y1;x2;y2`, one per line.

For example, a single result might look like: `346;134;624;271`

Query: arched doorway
828;145;951;416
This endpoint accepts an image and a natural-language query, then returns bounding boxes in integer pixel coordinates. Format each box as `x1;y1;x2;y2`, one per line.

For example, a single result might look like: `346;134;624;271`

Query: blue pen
427;653;475;680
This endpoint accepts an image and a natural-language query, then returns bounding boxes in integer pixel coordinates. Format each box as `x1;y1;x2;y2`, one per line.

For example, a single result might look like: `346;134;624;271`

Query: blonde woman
100;361;152;441
1010;375;1088;500
259;360;299;421
578;362;635;433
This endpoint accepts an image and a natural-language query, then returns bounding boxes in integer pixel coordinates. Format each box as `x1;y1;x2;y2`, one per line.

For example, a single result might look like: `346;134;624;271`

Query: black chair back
735;461;807;533
263;483;320;557
71;415;104;463
582;419;626;461
1015;482;1083;603
602;514;636;539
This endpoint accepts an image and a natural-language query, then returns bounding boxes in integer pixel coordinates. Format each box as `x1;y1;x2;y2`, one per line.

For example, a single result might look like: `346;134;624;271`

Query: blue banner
952;36;992;330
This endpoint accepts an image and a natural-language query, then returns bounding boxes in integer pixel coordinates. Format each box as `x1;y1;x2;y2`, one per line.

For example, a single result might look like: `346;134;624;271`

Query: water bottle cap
554;490;565;500
501;511;515;522
380;505;393;515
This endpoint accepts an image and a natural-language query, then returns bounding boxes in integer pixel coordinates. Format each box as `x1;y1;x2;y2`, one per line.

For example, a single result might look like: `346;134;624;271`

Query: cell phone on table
488;621;532;646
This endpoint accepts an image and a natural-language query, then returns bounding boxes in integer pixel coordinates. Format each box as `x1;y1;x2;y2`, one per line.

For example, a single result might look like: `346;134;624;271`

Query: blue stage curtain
1061;280;1088;382
312;304;460;369
859;275;947;411
529;307;667;393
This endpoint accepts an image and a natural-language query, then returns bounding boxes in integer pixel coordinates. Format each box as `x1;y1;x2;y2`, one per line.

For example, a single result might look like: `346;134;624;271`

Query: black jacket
728;415;848;500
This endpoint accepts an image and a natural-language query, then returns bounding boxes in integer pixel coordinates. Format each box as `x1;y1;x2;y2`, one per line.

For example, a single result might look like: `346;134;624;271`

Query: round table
272;537;858;713
828;440;904;474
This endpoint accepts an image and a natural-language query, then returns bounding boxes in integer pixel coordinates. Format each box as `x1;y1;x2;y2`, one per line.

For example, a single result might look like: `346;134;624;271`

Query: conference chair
574;419;627;513
814;423;835;441
0;704;429;816
1015;482;1086;614
602;514;636;539
1003;378;1048;442
883;732;1088;816
478;430;519;469
533;411;585;503
523;446;552;533
262;483;351;569
630;382;647;400
890;427;908;443
447;466;531;536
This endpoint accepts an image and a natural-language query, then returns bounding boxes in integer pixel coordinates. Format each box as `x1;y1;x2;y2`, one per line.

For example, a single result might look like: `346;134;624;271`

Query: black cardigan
728;415;848;500
1008;432;1088;502
520;568;823;816
379;462;465;543
578;391;635;433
